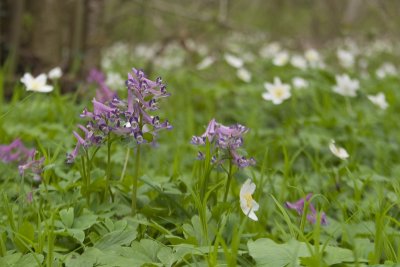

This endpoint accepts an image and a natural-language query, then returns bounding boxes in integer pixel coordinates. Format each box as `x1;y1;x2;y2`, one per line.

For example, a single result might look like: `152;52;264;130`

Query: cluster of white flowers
224;53;252;83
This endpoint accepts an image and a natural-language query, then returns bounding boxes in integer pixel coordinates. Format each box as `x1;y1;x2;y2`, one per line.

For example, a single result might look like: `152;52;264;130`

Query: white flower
224;53;243;69
237;68;252;83
262;77;291;105
196;56;215;70
376;63;397;79
332;74;359;97
367;92;388;110
134;44;157;60
273;51;289;66
259;42;281;59
20;73;53;93
337;49;354;69
240;179;259;221
329;140;349;160
290;55;307;70
305;49;322;68
48;67;62;80
106;72;125;90
292;77;309;89
243;52;255;63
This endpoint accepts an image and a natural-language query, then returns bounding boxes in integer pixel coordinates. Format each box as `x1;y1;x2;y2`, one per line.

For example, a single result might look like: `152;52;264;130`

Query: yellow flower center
273;87;284;98
31;80;41;90
244;193;253;208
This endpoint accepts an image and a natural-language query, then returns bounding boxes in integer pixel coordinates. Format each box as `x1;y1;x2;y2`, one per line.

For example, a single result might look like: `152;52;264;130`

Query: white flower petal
36;74;47;85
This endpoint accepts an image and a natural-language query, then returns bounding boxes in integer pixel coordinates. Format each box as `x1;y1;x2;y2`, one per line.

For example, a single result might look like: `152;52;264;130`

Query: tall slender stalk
105;133;112;200
200;141;212;200
223;158;233;202
119;147;130;182
84;151;91;205
132;144;141;215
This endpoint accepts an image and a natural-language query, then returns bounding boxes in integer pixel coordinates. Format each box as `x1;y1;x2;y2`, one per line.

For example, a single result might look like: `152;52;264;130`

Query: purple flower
192;119;255;168
285;194;328;225
0;139;44;180
67;68;172;163
0;139;35;163
18;156;45;181
87;69;117;103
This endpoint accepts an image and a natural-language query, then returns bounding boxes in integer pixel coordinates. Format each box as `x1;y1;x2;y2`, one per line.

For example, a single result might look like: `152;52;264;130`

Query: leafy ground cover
1;36;400;266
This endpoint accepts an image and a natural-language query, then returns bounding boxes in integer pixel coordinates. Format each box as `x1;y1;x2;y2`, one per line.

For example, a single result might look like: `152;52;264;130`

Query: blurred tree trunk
7;0;24;76
343;0;363;24
4;0;105;81
31;0;63;70
83;0;106;73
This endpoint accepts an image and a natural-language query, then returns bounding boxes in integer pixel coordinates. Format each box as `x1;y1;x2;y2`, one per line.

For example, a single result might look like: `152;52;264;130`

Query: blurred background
1;0;399;88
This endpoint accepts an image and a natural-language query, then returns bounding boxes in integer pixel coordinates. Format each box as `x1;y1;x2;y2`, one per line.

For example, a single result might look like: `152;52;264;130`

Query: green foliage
1;37;400;266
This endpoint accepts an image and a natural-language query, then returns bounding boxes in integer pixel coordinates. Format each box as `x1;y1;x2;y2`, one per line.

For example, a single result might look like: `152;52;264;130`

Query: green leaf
14;253;44;267
72;214;97;230
248;238;310;267
14;221;35;253
67;229;85;244
59;208;74;228
94;229;137;250
248;238;360;267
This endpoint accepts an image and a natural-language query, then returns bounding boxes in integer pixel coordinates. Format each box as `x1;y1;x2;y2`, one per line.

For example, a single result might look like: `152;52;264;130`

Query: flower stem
119;147;130;182
105;133;113;201
85;150;92;206
223;158;233;202
132;144;141;215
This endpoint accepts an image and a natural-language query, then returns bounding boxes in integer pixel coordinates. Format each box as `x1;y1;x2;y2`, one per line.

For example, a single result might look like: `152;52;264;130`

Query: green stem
200;141;212;200
120;147;131;182
105;133;113;200
132;144;141;215
223;158;233;202
84;151;91;205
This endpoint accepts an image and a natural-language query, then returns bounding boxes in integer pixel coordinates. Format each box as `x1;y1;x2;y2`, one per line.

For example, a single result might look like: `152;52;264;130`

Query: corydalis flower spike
192;119;255;168
67;67;171;163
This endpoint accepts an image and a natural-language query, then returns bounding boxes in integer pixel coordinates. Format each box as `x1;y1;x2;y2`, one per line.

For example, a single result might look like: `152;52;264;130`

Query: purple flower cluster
67;68;172;163
191;118;255;168
285;193;328;225
0;139;44;181
87;69;117;103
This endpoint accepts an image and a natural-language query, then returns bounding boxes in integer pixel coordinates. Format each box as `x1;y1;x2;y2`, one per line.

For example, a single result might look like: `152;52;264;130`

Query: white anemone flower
292;77;309;89
237;68;252;83
196;56;215;70
20;73;53;93
305;49;322;68
290;55;307;70
273;51;289;66
106;72;125;90
224;53;243;69
240;179;259;221
337;49;355;69
376;63;397;79
329;140;349;160
259;42;281;59
332;74;359;97
48;67;62;80
262;77;291;105
367;92;389;110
